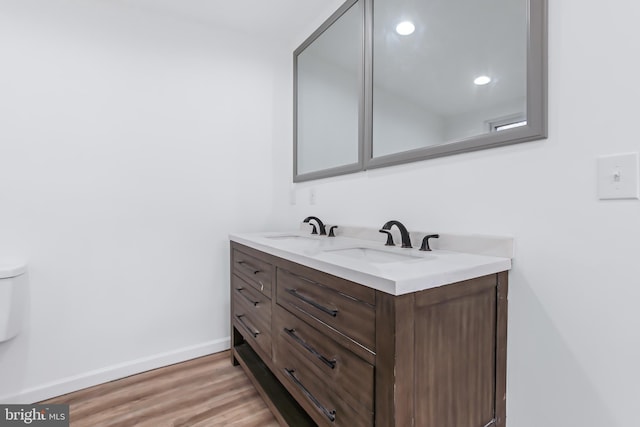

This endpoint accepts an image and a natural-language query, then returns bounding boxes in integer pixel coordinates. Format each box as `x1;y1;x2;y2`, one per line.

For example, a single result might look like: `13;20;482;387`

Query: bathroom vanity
229;229;512;427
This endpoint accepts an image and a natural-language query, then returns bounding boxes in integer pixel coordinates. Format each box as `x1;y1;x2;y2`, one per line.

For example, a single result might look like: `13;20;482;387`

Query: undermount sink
324;247;426;264
265;235;317;241
263;235;324;250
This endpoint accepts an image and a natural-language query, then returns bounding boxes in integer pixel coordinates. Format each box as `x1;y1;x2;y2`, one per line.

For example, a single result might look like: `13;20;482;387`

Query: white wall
0;0;280;402
273;1;640;426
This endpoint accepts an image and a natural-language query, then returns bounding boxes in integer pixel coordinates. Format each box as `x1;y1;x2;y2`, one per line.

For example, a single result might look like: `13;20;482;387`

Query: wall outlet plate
597;152;639;200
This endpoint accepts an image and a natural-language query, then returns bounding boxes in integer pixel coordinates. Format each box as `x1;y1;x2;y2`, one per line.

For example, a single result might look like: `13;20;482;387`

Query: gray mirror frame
294;0;547;182
293;0;365;182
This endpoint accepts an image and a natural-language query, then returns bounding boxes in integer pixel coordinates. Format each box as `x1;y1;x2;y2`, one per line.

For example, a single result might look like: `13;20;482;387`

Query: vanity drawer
232;275;271;327
274;305;374;412
232;276;272;357
276;347;373;427
232;249;273;296
276;268;375;351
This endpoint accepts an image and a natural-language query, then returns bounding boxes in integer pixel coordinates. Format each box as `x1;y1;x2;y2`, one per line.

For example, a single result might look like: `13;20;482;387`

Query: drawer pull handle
286;289;338;317
284;328;336;369
284;368;336;422
235;314;259;338
236;287;259;306
237;260;261;275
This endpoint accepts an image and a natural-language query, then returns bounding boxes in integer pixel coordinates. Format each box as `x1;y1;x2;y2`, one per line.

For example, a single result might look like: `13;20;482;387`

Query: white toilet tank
0;258;27;343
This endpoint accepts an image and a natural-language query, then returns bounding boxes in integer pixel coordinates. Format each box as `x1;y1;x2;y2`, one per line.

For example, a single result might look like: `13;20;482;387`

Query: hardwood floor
41;351;279;427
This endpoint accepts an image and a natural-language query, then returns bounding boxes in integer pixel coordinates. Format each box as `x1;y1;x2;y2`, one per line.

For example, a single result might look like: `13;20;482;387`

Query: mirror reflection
372;0;527;157
295;0;363;176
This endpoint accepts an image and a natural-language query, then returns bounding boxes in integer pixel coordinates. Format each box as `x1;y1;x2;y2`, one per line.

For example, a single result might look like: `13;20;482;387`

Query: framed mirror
367;0;547;169
293;0;546;181
294;0;364;182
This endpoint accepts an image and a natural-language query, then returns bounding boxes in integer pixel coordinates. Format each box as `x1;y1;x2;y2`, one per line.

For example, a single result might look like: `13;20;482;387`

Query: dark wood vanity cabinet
230;242;508;427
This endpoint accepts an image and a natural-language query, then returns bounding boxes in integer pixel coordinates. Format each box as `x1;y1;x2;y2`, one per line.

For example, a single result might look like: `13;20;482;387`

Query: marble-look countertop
229;225;513;296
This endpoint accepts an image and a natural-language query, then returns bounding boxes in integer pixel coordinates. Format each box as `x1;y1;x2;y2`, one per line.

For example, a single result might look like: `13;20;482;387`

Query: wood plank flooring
41;351;279;427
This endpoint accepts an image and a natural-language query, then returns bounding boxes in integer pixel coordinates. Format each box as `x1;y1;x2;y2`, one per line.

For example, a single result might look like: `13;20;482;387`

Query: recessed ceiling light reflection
395;21;415;36
474;75;492;85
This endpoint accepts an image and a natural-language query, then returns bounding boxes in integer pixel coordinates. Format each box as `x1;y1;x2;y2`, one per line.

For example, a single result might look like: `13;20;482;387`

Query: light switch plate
597;152;639;200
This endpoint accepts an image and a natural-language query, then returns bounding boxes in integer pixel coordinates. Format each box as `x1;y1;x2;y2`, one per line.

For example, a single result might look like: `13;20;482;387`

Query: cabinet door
413;281;497;427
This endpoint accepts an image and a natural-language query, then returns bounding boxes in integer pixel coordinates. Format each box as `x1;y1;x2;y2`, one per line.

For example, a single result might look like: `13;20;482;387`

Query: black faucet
419;234;440;251
303;216;327;236
379;220;412;248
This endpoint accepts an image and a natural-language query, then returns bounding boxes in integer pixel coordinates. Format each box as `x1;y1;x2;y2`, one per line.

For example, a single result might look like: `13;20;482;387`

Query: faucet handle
328;226;338;237
309;224;318;235
419;234;440;251
379;229;395;246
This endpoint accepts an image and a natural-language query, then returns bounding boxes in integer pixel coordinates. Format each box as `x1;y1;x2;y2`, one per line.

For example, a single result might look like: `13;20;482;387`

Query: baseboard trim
0;337;230;404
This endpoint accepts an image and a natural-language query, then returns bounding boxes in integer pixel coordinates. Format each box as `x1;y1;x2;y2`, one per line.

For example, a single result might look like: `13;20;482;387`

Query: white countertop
229;228;513;296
